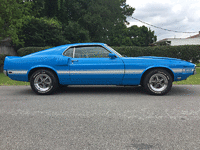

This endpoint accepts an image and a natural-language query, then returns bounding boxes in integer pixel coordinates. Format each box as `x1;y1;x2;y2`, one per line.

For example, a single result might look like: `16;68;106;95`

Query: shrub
17;46;53;56
113;45;200;64
17;45;200;64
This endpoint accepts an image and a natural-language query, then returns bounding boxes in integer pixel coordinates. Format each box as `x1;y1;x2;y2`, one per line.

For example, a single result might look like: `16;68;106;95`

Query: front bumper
3;70;8;76
193;66;197;75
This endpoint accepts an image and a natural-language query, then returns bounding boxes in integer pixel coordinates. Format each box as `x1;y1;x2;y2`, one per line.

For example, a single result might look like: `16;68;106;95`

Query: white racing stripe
57;69;145;75
8;70;28;74
70;70;124;74
172;68;182;73
125;69;144;74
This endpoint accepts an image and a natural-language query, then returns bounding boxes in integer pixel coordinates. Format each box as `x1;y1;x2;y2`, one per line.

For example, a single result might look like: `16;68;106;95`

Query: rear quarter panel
4;55;70;82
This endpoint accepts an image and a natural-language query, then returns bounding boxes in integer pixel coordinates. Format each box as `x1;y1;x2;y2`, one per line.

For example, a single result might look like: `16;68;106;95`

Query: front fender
141;65;176;75
140;66;176;83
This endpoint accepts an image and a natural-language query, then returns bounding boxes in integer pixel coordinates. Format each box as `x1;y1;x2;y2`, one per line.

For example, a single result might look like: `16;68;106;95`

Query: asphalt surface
0;85;200;150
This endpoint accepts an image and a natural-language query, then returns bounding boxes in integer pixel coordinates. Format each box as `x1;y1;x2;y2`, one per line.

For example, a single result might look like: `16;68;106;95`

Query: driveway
0;85;200;150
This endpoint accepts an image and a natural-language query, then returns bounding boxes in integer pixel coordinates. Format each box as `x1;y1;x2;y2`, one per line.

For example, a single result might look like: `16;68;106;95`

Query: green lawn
173;67;200;85
196;63;200;67
0;73;29;86
0;68;200;86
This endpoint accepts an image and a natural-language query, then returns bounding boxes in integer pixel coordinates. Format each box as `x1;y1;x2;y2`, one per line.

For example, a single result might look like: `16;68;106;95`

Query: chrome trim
62;44;113;58
73;47;75;58
194;66;197;75
7;70;28;74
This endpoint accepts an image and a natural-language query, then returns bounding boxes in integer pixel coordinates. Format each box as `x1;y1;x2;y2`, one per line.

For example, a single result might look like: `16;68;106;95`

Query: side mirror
109;53;116;59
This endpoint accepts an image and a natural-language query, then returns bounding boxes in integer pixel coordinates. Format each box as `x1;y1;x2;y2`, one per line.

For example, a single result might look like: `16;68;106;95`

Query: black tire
143;69;172;95
30;69;58;95
58;84;68;89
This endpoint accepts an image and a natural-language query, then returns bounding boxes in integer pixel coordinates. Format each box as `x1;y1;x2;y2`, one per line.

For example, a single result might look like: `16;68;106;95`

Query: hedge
17;46;53;57
1;45;200;73
113;45;200;64
17;45;200;63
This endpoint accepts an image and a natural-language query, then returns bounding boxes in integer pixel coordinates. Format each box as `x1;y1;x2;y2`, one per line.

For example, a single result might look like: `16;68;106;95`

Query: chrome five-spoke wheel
34;74;52;92
30;69;58;95
143;69;172;95
149;73;168;92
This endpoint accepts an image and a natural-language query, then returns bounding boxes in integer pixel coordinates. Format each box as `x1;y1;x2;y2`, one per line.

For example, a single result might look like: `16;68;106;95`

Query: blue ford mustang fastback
3;43;196;95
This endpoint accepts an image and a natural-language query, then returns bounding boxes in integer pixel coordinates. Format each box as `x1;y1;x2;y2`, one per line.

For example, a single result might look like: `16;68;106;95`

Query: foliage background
16;45;200;64
0;0;157;49
1;0;199;73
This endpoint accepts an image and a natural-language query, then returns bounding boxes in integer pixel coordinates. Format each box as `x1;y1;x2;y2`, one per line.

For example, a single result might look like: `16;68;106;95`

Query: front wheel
30;69;58;95
143;69;172;95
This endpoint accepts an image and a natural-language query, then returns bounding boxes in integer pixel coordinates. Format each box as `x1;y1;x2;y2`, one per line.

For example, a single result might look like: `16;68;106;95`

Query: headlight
182;68;194;73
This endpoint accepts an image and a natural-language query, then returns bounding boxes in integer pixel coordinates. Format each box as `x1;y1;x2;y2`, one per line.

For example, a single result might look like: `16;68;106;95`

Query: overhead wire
131;16;198;34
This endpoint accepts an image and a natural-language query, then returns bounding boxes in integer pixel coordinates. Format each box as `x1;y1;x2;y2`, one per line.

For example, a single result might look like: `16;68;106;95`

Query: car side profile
3;43;196;95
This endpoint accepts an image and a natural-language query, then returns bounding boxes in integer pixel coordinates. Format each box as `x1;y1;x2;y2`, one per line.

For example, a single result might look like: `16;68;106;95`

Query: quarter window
63;47;74;57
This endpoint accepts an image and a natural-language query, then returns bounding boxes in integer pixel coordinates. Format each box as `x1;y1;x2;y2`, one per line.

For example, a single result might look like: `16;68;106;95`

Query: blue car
3;43;196;95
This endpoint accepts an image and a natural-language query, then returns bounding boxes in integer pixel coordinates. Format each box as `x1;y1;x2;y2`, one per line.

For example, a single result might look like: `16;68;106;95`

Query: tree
76;0;135;43
62;22;90;43
31;0;135;43
109;24;157;46
17;17;69;48
0;0;32;45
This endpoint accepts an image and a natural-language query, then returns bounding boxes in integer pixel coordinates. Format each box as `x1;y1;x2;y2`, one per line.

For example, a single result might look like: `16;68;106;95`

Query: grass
0;73;30;86
173;68;200;85
0;68;200;86
196;63;200;67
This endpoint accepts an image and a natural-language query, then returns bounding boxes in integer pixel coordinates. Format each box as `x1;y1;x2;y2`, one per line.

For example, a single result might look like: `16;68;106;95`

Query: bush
17;45;200;63
17;46;53;56
113;45;200;64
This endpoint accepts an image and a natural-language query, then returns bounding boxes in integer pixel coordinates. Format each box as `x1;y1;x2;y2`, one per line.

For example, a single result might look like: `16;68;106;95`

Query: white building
155;31;200;46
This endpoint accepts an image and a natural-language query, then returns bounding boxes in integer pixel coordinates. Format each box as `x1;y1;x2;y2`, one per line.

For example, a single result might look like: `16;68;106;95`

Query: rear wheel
30;69;58;95
143;69;172;95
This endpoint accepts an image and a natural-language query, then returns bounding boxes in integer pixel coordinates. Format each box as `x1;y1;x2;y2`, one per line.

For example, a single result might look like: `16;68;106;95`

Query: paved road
0;85;200;150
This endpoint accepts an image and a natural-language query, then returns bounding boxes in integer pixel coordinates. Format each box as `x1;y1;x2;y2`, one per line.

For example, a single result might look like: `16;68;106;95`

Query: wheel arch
140;67;174;86
28;66;59;83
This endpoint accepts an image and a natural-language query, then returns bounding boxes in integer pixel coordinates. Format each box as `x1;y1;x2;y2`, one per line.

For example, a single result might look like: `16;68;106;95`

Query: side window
63;47;74;57
74;46;110;58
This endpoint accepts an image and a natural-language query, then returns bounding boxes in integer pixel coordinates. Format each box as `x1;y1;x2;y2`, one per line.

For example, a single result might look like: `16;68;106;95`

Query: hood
135;56;182;61
122;56;195;67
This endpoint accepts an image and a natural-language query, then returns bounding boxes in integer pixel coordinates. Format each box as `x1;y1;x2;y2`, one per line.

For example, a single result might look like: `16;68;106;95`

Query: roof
187;32;200;38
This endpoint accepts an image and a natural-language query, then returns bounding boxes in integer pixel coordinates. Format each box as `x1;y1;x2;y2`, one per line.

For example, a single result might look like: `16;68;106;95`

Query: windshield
105;45;123;57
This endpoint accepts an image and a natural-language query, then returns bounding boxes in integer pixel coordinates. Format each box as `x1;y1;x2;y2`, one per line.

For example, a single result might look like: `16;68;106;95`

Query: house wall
0;46;17;56
170;38;200;46
0;38;17;56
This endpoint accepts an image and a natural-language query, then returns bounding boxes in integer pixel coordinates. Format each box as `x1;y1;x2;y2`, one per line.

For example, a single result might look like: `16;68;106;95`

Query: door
67;45;124;85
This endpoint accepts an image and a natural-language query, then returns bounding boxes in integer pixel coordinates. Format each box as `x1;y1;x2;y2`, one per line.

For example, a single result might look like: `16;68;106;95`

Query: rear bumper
3;70;7;76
